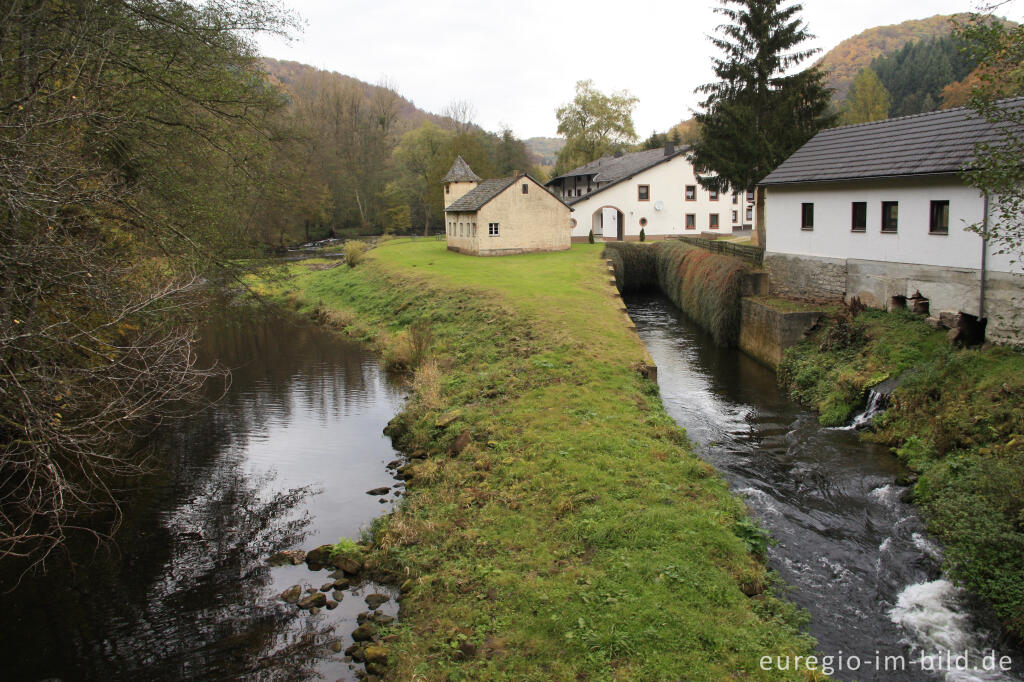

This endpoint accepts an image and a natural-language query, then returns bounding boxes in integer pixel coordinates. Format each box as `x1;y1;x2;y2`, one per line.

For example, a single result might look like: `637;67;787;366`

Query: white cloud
256;0;1016;138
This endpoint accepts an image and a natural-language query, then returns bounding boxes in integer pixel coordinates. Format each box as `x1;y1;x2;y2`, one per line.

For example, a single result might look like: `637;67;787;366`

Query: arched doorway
591;206;625;241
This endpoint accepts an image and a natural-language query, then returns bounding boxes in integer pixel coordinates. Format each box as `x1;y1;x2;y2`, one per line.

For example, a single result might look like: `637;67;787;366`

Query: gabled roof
760;96;1024;186
547;146;690;205
442;155;482;183
445;174;571;213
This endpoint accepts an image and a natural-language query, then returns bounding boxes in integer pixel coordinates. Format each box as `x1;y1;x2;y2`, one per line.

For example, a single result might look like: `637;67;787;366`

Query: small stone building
442;156;572;256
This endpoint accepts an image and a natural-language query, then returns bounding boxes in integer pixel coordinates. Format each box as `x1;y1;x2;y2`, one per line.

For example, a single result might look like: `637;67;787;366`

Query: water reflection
0;306;404;681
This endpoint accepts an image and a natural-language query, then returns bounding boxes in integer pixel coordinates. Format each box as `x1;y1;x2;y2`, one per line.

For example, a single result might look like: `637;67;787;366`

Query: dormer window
522;183;529;194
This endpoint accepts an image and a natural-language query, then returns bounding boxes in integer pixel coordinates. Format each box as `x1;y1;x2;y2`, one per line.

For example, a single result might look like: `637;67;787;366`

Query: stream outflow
626;293;1022;682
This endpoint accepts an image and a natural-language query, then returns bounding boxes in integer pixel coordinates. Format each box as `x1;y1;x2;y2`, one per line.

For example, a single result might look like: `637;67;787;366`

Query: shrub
409;319;433;367
588;229;594;244
344;240;368;267
639;227;646;242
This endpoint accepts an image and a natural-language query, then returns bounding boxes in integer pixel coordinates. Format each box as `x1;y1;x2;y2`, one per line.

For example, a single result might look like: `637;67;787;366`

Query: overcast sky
254;0;1020;139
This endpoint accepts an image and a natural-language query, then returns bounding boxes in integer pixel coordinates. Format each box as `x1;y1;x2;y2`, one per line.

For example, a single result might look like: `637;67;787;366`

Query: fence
676;236;764;268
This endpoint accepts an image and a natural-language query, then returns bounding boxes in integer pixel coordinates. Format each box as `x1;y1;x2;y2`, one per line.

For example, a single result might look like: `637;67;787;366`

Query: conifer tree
690;0;835;246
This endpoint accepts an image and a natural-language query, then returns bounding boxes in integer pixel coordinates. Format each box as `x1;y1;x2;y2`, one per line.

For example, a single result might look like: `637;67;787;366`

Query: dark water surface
0;307;404;681
627;293;1022;682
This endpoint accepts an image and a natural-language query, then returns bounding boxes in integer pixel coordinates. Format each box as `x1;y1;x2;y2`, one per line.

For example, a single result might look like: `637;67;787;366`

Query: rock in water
325;600;339;610
351;623;377;642
333;577;350;589
332;556;361;575
332;589;346;602
320;582;335;592
365;593;389;610
305;544;335;566
364;644;389;665
268;549;307;566
329;640;344;653
366;487;390;496
280;584;303;603
296;592;327;610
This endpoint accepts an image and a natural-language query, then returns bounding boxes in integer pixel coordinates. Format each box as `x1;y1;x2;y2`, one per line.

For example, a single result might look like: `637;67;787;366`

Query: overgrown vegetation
779;308;1024;638
605;242;749;346
257;241;816;679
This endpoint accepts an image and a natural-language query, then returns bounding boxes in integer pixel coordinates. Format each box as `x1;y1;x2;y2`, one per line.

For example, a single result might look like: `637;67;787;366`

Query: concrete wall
764;252;848;302
569;155;756;241
445;176;570;256
739;299;823;368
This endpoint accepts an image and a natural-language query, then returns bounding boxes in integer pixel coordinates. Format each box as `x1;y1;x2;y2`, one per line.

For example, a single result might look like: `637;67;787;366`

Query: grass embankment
605;241;748;346
261;240;815;680
779;308;1024;638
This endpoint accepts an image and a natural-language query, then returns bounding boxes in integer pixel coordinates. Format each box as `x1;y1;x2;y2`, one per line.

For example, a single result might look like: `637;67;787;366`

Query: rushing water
0;307;404;681
626;293;1022;682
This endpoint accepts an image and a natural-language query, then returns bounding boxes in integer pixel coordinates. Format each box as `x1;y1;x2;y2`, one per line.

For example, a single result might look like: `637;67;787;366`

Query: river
626;293;1022;682
0;307;404;681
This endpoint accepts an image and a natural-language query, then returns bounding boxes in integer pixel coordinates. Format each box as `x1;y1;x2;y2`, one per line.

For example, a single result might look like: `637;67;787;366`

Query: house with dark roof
760;97;1024;340
442;157;572;256
547;143;756;242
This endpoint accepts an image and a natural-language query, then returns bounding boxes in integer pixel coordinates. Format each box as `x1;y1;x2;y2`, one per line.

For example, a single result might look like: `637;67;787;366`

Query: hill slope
817;15;965;100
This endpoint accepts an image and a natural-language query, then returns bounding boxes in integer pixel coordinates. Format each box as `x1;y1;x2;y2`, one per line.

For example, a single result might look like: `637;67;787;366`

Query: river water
0;308;404;681
626;293;1022;682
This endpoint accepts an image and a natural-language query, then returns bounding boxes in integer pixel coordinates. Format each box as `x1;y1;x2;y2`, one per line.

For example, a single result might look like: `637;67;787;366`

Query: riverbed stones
268;549;306;566
326;600;338;610
329;640;344;653
305;544;334;566
366;487;390;496
351;623;376;642
332;555;361;575
373;614;394;626
332;589;346;602
309;606;321;615
320;582;335;592
280;584;303;603
346;644;366;661
296;592;327;610
365;593;389;609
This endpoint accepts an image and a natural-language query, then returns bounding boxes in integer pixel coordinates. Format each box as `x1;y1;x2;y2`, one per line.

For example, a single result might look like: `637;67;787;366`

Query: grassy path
259;240;815;680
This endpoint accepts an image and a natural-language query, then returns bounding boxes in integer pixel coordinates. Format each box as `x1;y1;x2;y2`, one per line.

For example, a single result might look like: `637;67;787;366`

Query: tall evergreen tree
841;68;892;125
691;0;835;246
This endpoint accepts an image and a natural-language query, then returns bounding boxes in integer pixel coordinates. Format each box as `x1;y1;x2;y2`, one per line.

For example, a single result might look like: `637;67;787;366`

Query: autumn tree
393;123;456;234
0;0;295;566
690;0;835;246
554;80;638;175
840;68;892;124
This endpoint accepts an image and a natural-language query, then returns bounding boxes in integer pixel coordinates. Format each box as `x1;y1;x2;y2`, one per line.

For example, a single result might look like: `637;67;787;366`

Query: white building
760;97;1024;340
546;144;756;242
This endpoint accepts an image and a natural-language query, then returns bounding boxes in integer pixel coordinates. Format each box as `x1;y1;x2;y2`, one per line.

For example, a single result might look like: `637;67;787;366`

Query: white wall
764;177;1019;275
568;155;755;240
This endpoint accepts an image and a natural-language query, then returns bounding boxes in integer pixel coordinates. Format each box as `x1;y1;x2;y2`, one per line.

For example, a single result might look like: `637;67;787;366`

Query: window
709;188;719;201
745;206;753;221
929;200;949;234
732;210;738;223
851;202;867;232
685;185;696;201
747;189;755;203
639;217;648;227
446;184;451;194
638;185;650;201
709;213;719;229
801;203;814;231
881;201;899;232
732;193;739;205
488;222;499;236
472;222;477;237
685;213;696;230
521;183;529;194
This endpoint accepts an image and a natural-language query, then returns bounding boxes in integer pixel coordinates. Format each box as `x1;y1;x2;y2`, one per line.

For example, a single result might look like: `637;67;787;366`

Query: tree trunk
754;187;766;248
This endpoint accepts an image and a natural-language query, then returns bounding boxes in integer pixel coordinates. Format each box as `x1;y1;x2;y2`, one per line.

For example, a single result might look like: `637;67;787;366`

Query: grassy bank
779;308;1024;638
605;241;749;346
258;240;815;680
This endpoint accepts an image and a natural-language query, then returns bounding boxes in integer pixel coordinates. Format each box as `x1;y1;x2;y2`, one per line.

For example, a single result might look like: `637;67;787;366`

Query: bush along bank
604;241;749;346
779;307;1024;639
261;242;817;680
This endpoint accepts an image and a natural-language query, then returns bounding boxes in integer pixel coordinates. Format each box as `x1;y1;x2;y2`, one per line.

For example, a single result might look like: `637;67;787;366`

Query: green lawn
257;241;817;680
